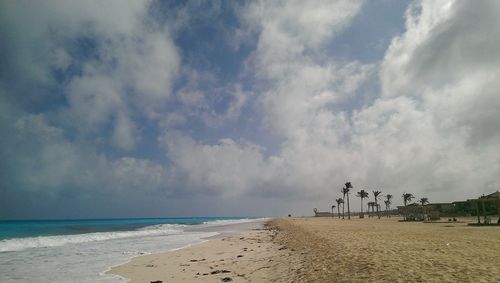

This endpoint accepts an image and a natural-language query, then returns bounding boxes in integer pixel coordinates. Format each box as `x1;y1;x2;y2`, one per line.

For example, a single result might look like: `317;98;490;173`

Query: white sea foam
202;217;269;226
0;218;264;282
0;230;218;282
0;224;183;252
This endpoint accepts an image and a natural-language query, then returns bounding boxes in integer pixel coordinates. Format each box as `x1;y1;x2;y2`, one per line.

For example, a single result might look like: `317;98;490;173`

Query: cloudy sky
1;0;500;219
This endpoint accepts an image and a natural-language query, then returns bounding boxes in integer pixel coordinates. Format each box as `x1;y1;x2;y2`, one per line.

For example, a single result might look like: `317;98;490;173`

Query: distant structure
397;191;500;222
397;203;423;221
468;191;500;224
313;208;334;217
367;202;380;218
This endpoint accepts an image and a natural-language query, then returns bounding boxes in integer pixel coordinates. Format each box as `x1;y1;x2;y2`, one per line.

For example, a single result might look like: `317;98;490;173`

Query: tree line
330;181;429;220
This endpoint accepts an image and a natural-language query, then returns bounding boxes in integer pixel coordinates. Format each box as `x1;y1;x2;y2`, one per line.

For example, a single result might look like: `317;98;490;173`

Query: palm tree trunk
342;195;345;219
337;206;341;219
403;202;407;221
376;201;380;219
475;201;480;224
482;201;486;223
347;193;351;220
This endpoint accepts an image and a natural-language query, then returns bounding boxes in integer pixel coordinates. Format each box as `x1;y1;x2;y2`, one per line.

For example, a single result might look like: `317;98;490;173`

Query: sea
0;217;264;282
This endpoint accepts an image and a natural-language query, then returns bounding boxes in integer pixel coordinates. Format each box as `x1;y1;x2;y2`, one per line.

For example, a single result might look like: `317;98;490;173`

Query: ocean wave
138;223;187;230
0;224;184;252
202;217;269;226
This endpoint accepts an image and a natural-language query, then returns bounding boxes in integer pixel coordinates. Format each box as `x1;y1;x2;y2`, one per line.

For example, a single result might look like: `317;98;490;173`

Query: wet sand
109;217;500;282
107;223;302;282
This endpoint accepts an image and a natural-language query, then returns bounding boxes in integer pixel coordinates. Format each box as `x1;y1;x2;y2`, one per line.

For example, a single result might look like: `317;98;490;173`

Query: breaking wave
0;224;183;252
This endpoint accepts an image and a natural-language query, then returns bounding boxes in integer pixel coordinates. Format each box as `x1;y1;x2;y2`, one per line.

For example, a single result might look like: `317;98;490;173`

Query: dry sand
109;217;500;282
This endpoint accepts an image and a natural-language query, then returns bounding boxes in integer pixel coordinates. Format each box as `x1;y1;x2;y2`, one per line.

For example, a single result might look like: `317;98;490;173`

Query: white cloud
3;0;500;217
161;132;270;196
161;0;370;204
244;1;361;51
1;0;180;150
2;113;174;199
112;114;137;150
224;84;248;120
355;0;500;199
162;0;500;212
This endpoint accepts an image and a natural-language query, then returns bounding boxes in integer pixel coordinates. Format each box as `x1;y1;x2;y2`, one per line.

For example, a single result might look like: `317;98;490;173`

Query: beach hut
313;208;334;217
468;191;500;224
397;203;423;221
425;203;454;214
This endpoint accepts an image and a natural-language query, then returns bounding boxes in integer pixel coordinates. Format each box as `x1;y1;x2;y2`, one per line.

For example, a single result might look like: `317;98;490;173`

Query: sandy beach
107;222;303;282
109;217;500;282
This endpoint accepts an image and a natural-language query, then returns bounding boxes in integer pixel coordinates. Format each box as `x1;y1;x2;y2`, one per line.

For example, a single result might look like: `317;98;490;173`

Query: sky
1;0;500;219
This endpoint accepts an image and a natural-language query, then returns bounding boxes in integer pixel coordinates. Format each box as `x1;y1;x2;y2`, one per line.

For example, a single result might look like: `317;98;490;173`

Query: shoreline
101;218;270;282
100;231;223;282
0;217;269;282
102;238;214;282
106;218;302;282
109;216;500;282
104;218;269;281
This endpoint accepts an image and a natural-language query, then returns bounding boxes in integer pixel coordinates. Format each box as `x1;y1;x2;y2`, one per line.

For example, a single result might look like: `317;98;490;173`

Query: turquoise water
0;217;247;240
0;217;263;282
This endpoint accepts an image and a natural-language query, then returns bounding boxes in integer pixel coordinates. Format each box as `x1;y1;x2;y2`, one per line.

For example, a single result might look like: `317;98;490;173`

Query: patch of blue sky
94;117;168;163
51;35;102;84
149;1;259;136
327;0;411;64
322;0;412;137
14;0;413;162
157;0;253;83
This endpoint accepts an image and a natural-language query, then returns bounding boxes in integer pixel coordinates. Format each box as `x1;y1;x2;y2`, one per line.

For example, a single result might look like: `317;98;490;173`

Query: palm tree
367;201;375;217
384;200;390;217
419;197;429;220
344;182;353;220
341;188;346;219
331;204;336;218
336;198;344;219
402;193;415;221
356;190;369;217
385;194;393;217
373;190;382;219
